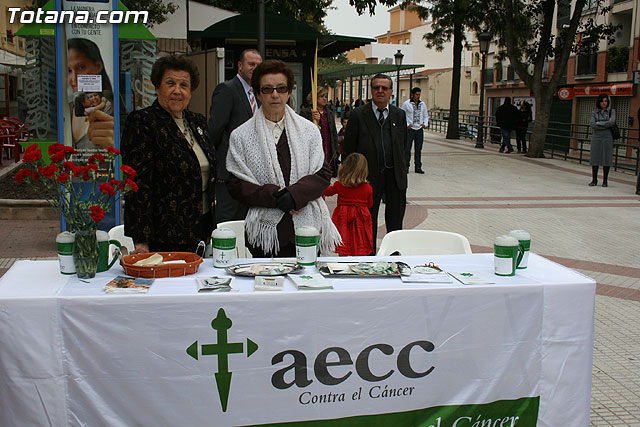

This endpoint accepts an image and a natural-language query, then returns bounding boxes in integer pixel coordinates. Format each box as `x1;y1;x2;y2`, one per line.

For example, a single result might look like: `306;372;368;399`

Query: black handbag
610;123;621;140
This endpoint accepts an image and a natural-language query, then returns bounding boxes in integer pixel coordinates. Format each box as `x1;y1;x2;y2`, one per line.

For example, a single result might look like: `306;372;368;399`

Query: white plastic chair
214;220;252;258
108;224;135;262
376;230;472;256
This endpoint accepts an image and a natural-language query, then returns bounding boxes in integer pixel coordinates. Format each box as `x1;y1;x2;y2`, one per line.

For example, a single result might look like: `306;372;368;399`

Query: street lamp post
476;32;491;149
394;49;404;107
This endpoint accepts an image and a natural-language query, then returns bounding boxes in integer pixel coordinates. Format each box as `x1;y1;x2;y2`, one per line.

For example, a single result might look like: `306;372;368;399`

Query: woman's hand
311;109;321;122
88;109;115;149
132;242;150;254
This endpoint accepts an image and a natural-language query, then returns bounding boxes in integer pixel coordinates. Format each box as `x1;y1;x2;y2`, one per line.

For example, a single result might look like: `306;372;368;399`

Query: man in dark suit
343;74;408;252
208;49;262;223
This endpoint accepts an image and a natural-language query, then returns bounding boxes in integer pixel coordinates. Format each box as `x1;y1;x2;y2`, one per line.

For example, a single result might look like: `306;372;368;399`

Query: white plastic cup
508;229;531;269
295;226;320;266
56;231;75;275
494;235;524;276
212;227;237;268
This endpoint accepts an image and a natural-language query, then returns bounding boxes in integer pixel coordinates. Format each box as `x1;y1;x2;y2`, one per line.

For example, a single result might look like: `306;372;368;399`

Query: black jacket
343;103;408;190
121;100;216;252
496;103;520;130
208;76;254;181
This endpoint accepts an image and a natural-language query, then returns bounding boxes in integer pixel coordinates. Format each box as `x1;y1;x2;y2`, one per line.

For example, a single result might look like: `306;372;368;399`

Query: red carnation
125;178;138;192
109;178;120;187
106;147;120;156
120;164;137;179
73;166;87;178
89;205;105;222
63;161;76;171
87;163;98;172
32;171;39;181
39;164;58;178
15;169;32;183
63;146;77;155
48;143;65;155
89;153;105;165
118;181;126;190
99;182;116;196
23;147;42;162
50;151;66;163
56;172;69;183
25;143;38;152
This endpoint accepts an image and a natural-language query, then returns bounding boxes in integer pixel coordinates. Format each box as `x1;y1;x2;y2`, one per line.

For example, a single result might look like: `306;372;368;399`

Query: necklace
179;117;195;147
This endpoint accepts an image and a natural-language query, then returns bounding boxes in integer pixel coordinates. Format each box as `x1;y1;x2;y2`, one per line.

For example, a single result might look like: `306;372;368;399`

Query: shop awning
189;12;375;58
0;50;27;67
319;63;424;80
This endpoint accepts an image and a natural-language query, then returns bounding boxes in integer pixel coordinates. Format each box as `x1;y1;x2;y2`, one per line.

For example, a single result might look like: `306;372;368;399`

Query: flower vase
73;225;99;279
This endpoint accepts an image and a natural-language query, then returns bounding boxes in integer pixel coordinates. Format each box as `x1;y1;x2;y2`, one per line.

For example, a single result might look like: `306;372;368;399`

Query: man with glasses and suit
343;74;408;253
208;49;262;223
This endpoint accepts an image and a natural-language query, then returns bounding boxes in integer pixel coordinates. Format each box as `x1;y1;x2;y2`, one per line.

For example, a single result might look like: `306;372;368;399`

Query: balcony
606;46;629;73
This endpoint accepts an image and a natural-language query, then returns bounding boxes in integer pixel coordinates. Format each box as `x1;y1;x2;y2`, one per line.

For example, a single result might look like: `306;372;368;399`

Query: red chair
3;117;31;143
0;124;21;164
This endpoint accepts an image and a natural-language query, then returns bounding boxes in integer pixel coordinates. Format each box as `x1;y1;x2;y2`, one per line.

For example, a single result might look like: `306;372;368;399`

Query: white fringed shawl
226;104;341;255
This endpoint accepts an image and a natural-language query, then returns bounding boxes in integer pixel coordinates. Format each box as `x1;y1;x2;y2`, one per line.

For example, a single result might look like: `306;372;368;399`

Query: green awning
15;0;155;40
189;12;374;58
319;63;424;80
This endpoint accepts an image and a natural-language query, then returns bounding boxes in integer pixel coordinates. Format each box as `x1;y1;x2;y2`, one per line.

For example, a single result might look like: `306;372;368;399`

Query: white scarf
227;104;341;255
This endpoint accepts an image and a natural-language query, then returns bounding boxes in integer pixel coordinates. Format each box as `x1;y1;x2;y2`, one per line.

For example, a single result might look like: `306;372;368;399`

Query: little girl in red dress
323;153;373;256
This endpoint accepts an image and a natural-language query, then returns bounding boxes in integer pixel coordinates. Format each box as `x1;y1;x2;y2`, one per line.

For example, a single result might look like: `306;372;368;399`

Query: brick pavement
0;131;639;425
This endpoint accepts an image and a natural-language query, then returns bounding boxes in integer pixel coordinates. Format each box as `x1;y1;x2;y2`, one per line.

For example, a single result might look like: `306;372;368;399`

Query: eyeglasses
372;85;391;91
260;85;289;95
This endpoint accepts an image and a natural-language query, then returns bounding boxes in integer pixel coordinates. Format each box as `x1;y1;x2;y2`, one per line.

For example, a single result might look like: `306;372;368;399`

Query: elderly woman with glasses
121;55;216;253
226;60;341;257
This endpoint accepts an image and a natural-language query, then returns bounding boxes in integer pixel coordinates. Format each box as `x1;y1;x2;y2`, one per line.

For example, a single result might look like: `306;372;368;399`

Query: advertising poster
62;0;118;230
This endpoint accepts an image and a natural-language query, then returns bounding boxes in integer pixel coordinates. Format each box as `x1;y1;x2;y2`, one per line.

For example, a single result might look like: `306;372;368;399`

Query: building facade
482;0;640;155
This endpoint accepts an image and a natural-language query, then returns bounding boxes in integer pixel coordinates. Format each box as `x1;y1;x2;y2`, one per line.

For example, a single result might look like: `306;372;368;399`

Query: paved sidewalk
0;132;639;425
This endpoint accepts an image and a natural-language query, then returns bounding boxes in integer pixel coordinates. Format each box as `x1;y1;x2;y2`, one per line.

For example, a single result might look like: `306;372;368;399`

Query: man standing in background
343;74;408;253
208;49;262;223
495;97;519;154
401;87;428;174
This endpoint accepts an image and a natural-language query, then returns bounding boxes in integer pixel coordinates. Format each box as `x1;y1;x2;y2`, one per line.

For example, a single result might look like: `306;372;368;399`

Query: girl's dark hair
151;55;200;90
596;94;610;110
68;38;113;94
338;153;369;187
251;59;295;95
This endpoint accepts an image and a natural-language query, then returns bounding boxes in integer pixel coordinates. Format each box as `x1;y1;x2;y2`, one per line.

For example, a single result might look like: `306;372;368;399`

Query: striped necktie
377;107;386;126
249;89;257;115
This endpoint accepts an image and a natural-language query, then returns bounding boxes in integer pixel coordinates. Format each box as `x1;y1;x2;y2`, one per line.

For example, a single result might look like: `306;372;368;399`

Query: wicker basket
120;252;204;278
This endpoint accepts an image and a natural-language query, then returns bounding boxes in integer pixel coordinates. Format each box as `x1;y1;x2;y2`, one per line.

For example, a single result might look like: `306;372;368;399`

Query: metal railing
428;112;640;175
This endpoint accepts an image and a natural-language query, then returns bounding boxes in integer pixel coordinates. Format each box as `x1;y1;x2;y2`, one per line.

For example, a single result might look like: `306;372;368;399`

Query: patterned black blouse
121;100;216;252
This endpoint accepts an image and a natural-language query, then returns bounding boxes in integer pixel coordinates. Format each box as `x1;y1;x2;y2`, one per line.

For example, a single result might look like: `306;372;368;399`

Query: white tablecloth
0;253;595;426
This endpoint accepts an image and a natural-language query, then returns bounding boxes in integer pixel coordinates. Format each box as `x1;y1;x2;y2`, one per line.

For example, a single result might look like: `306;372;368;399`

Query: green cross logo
186;308;258;412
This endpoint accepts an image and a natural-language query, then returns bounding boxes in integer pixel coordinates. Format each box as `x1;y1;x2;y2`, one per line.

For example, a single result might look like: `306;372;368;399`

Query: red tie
249;89;257;115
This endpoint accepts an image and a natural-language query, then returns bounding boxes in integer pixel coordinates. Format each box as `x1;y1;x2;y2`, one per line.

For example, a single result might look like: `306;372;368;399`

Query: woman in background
515;101;532;154
301;87;339;176
589;94;615;187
